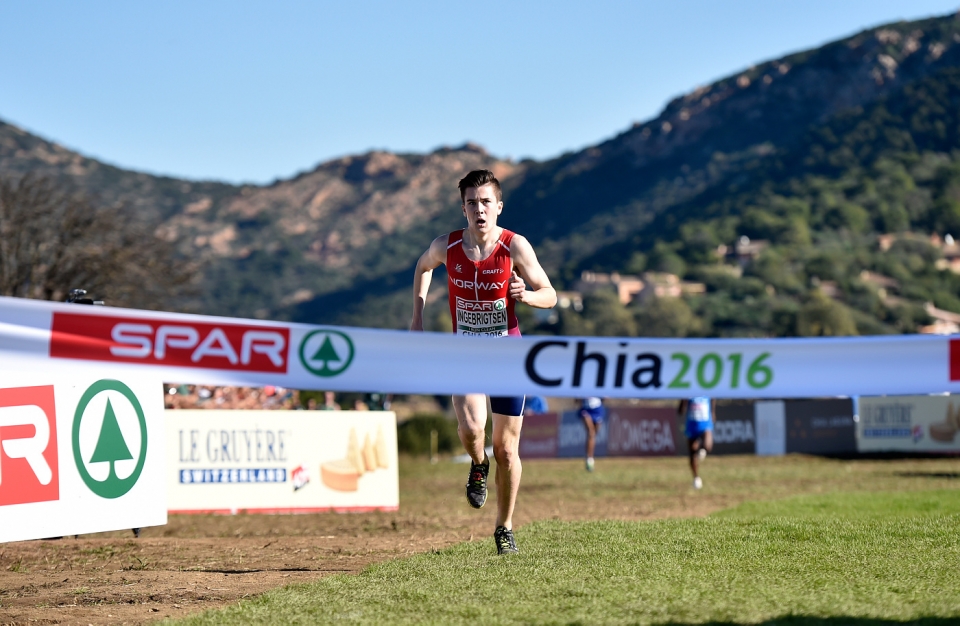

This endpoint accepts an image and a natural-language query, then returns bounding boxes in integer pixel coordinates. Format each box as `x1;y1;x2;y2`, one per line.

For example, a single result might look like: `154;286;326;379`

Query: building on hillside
733;236;769;266
575;271;644;304
919;302;960;335
574;270;705;305
935;233;960;274
859;270;900;292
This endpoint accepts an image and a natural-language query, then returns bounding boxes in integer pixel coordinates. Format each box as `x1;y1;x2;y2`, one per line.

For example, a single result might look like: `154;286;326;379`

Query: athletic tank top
686;397;712;423
446;228;520;336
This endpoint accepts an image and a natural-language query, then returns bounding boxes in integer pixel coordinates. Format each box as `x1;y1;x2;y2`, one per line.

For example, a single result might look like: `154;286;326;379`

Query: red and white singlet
446;228;520;337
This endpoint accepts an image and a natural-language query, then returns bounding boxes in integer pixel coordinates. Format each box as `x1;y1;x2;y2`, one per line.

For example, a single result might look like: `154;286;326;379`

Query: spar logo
50;312;289;373
0;386;59;507
299;329;355;377
73;380;147;499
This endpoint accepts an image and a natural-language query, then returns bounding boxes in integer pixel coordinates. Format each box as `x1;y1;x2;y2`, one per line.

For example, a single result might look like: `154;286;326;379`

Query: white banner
858;395;960;453
0;370;166;543
1;295;960;399
165;410;398;513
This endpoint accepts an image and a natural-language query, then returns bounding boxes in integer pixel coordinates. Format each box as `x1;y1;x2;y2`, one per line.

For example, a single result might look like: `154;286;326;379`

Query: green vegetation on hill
551;66;960;338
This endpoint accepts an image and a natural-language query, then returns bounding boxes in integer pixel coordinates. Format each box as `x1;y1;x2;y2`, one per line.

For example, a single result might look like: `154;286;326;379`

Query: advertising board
785;398;856;455
0;371;166;542
858;395;960;453
518;413;559;459
606;407;679;457
557;409;608;458
756;400;786;456
165;410;399;513
713;402;756;455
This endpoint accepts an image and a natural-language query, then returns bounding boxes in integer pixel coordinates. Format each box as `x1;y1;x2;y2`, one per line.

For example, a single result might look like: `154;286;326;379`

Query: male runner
579;397;606;472
410;169;556;555
678;397;715;489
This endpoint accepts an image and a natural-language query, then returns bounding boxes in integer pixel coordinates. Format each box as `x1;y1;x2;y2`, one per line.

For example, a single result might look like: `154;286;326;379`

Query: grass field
172;456;960;625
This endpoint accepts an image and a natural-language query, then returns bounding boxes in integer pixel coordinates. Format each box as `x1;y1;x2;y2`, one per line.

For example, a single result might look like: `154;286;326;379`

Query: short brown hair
458;169;502;202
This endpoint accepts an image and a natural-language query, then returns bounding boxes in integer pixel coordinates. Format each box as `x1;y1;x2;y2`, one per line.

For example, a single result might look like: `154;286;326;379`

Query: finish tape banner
2;295;960;399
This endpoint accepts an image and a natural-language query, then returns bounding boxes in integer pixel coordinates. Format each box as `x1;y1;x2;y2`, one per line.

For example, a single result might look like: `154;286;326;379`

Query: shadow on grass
654;618;959;625
894;471;960;479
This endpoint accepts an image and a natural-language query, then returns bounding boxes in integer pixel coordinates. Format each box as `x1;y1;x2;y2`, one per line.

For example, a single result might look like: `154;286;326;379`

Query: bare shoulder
508;233;536;257
419;233;452;268
509;234;544;270
429;233;450;261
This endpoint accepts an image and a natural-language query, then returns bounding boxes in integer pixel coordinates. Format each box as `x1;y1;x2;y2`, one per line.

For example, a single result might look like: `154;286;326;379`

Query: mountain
4;12;960;336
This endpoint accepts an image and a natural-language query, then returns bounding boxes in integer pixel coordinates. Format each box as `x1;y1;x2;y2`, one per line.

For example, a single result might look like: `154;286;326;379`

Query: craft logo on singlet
299;329;355;377
73;380;148;499
455;297;508;336
0;385;59;506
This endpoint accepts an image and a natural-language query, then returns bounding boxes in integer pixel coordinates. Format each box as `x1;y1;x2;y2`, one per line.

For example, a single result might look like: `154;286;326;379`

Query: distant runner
411;169;557;555
678;397;715;489
579;397;606;472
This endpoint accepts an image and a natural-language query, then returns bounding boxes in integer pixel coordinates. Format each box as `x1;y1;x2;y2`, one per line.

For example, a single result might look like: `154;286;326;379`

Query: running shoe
693;476;703;490
585;457;595;472
698;447;707;461
465;456;489;509
494;526;519;555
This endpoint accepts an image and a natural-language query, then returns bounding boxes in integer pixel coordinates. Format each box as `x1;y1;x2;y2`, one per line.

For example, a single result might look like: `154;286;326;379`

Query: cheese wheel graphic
321;459;360;491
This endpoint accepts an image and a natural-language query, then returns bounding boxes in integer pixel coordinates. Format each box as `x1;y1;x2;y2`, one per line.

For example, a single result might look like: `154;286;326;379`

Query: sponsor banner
557;410;608;458
518;412;559;459
756;401;786;456
713;402;756;455
606;407;679;457
3;295;960;398
785;398;856;455
858;395;960;453
166;410;398;513
0;371;166;543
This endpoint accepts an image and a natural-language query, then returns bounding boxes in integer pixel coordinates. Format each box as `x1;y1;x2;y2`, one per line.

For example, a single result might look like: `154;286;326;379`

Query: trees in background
0;175;194;309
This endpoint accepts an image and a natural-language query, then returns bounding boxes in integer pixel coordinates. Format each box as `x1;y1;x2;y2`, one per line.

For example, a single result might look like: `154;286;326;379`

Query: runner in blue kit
678;397;715;489
579;397;605;472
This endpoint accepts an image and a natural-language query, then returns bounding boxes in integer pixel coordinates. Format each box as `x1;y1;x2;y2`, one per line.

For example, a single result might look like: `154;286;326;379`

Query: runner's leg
453;394;488;464
582;413;596;459
491;412;523;529
689;437;700;478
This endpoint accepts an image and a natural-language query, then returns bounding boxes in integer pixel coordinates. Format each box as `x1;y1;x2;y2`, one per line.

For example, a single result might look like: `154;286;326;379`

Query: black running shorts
490;395;525;417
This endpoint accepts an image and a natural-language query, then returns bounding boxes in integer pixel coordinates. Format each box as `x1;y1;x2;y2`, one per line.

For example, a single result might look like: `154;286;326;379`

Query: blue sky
2;1;958;184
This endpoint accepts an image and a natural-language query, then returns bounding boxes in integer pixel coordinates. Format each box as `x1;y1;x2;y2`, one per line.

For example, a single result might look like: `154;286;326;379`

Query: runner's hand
509;270;526;302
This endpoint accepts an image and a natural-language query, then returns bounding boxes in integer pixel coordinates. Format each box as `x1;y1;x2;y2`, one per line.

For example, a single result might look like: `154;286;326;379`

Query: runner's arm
509;235;557;309
410;236;447;331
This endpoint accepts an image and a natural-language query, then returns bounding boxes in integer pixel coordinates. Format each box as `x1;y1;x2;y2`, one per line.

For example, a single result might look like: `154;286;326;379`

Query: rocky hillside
3;12;960;333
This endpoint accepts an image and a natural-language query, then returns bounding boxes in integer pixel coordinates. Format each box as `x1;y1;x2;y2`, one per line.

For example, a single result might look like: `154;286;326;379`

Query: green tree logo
73;380;147;499
298;329;355;377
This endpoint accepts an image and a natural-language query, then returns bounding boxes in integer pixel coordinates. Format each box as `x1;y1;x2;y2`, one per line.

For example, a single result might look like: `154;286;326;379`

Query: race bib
455;297;508;337
689;398;710;422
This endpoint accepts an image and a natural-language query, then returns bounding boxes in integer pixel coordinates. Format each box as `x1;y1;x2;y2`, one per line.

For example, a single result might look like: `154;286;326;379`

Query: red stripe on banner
951;339;960;381
50;312;290;373
168;506;399;515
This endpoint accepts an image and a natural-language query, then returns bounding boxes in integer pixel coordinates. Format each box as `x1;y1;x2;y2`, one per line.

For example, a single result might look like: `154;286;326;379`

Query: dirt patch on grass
1;455;956;625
